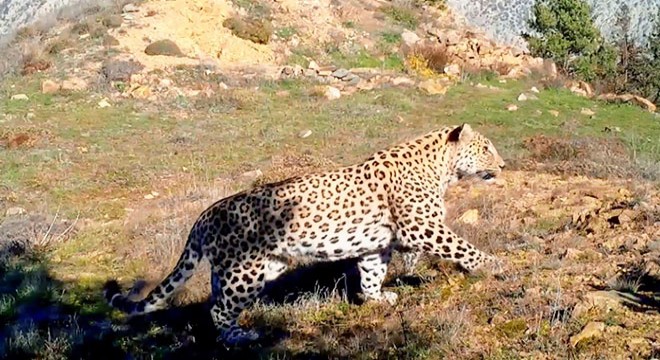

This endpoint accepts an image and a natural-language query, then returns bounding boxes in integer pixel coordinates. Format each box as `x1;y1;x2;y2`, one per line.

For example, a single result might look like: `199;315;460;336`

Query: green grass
275;26;297;40
327;47;405;71
380;31;402;44
380;5;419;29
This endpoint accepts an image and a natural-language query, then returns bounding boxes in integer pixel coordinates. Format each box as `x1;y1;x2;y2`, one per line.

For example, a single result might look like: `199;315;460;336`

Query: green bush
523;0;617;81
621;9;660;103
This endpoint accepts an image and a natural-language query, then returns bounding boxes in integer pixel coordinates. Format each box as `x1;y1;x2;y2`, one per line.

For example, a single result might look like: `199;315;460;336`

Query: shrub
523;0;617;81
223;16;273;44
405;43;449;77
618;9;660;104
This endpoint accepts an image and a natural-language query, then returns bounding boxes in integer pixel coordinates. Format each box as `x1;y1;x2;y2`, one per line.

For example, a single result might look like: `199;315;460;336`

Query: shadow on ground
0;252;428;359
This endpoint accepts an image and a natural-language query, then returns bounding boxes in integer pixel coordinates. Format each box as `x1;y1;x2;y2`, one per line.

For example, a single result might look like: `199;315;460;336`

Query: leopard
104;123;506;345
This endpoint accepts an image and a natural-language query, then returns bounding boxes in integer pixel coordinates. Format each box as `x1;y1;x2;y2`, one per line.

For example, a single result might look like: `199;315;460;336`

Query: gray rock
344;74;361;85
144;39;185;57
331;68;350;79
401;29;421;47
122;3;140;13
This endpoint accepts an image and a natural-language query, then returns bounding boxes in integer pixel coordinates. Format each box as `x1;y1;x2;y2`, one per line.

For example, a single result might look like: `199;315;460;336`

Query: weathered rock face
446;0;660;50
0;0;113;43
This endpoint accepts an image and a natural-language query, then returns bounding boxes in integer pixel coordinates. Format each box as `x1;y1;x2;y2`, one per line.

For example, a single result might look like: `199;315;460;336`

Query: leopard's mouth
457;170;498;183
477;170;497;183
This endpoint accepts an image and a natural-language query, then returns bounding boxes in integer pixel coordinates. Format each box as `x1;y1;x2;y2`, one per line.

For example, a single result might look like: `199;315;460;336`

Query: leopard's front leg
395;212;501;274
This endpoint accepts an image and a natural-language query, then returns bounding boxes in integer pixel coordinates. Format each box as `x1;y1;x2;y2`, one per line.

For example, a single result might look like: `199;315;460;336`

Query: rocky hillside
2;0;659;50
448;0;660;49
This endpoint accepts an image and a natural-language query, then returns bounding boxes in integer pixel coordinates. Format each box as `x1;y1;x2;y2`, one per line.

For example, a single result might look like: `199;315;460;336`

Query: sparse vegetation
275;26;297;40
405;43;449;77
223;16;273;45
380;4;420;29
1;0;659;358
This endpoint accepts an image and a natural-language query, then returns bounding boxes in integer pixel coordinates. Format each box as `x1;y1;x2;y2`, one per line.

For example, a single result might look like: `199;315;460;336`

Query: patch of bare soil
109;0;274;71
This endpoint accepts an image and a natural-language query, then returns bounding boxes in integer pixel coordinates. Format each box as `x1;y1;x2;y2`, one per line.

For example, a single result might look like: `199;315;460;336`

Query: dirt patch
108;0;275;71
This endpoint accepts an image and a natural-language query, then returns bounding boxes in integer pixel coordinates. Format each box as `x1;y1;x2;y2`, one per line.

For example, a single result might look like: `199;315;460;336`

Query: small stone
5;207;26;216
581;108;596;116
298;129;312;138
324;86;341;100
627;337;651;356
158;78;172;88
308;60;319;71
102;14;123;28
98;99;111;108
549;110;559;117
143;194;155;200
517;93;528;101
130;85;151;99
218;82;229;90
506;104;518;111
11;94;29;101
603;126;621;133
570;321;605;348
331;68;350;79
103;35;120;46
418;79;447;95
61;77;87;91
561;248;584;260
41;80;60;94
122;3;140;13
240;169;263;180
345;74;361;85
475;83;487;88
356;80;374;91
391;77;415;86
144;39;185;57
443;63;461;77
534;109;543;116
304;69;317;77
498;79;507;83
458;209;479;225
401;29;421;47
318;70;332;77
530;86;540;93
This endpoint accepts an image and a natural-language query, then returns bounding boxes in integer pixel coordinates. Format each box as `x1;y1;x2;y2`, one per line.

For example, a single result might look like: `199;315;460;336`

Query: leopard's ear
447;123;474;144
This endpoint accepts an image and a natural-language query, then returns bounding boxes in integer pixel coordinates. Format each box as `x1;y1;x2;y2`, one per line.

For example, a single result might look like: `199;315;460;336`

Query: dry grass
405;43;449;77
122;179;233;304
517;134;659;180
0;213;77;260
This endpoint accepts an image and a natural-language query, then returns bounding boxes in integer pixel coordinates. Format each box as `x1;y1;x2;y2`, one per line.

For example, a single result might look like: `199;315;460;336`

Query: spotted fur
104;123;505;345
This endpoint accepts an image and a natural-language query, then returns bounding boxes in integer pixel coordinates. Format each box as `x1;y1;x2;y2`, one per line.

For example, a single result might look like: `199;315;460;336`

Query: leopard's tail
103;230;203;315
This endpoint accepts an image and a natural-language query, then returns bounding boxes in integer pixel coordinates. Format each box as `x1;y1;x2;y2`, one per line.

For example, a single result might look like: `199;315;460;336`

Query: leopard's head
447;123;505;184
